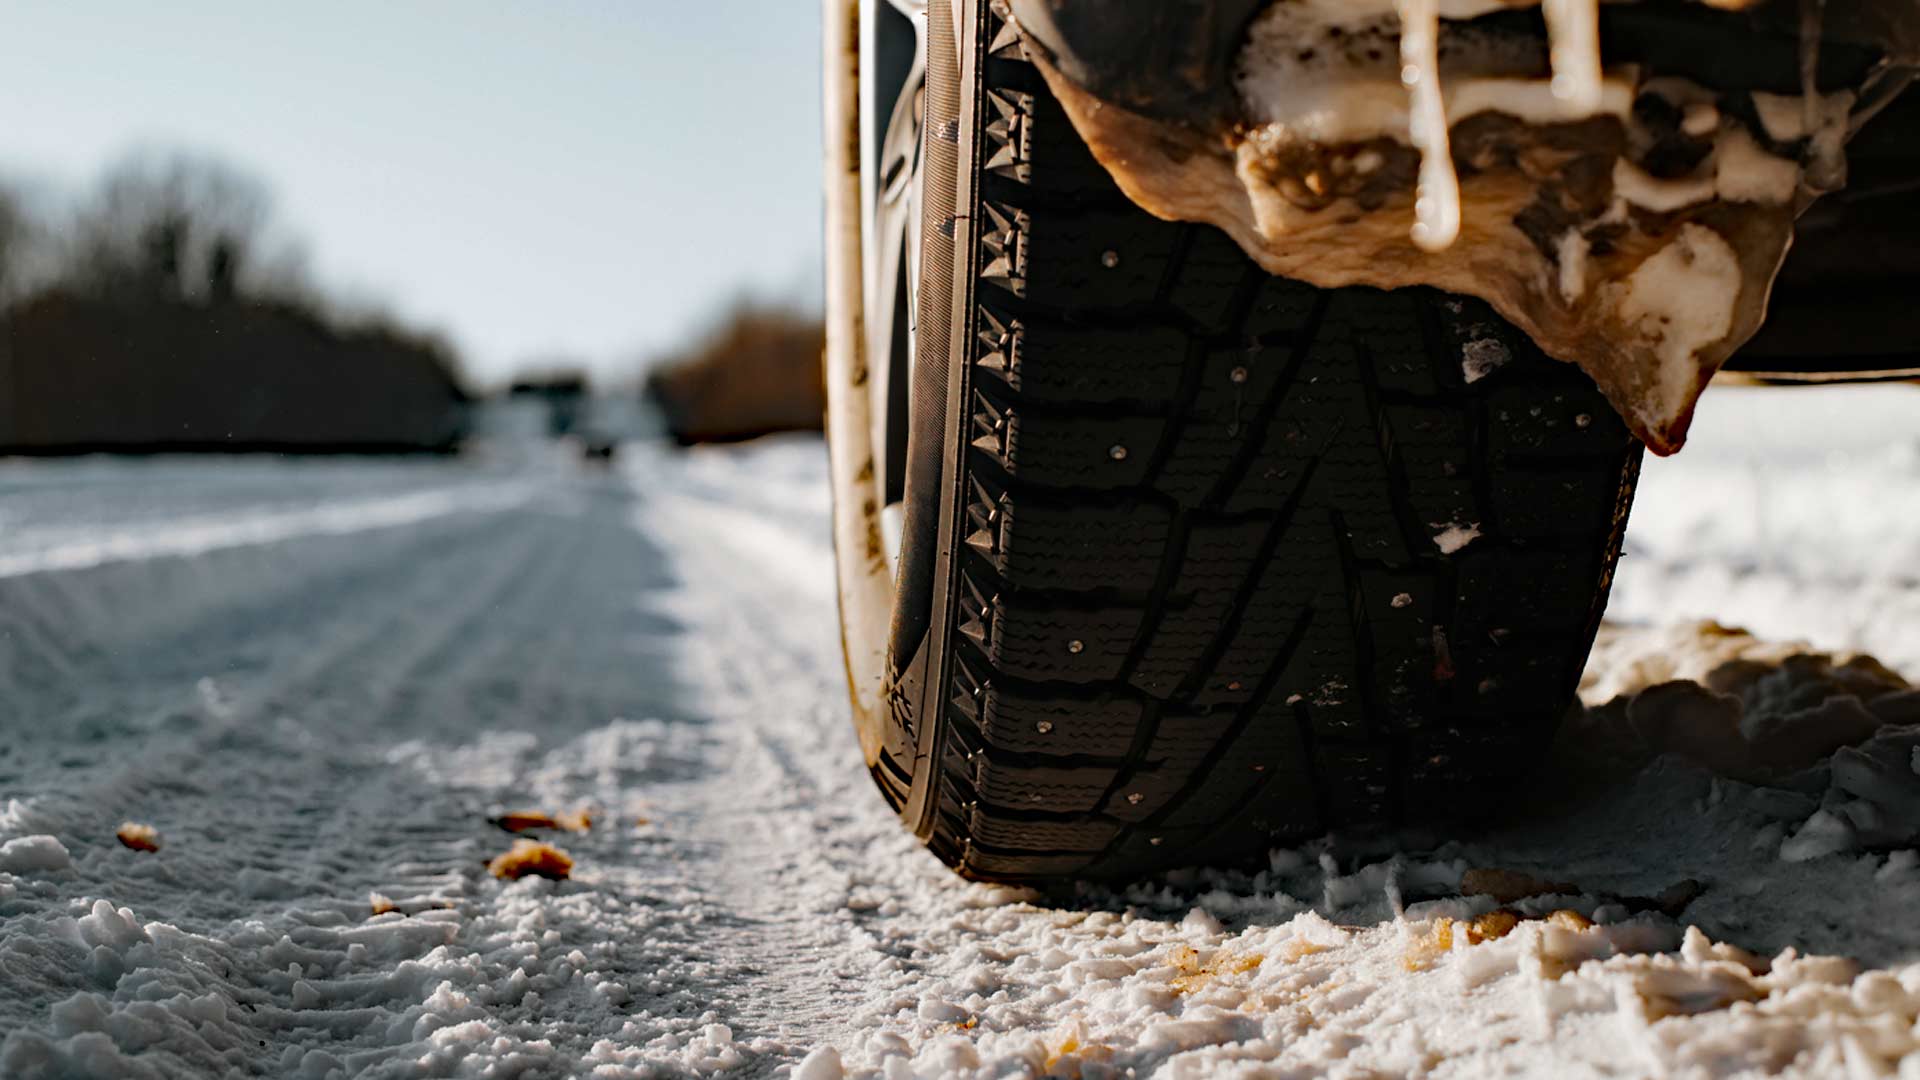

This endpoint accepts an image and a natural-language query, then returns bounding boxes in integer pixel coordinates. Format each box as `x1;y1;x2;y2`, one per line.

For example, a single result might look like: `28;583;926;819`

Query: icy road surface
2;385;1920;1078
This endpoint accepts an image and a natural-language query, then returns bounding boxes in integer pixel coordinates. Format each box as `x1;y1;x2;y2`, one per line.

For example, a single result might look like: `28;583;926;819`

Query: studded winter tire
822;0;1643;883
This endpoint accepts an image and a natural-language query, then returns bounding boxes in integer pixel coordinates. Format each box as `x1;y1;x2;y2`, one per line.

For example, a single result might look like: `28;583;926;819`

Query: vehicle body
1008;0;1920;408
821;0;1919;882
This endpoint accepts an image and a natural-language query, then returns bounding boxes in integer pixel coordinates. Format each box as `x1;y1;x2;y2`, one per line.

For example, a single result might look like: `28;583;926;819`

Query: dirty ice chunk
1431;522;1482;554
1462;338;1510;383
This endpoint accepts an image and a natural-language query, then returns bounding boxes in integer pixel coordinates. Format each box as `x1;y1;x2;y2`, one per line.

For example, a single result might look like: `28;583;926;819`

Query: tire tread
872;1;1641;882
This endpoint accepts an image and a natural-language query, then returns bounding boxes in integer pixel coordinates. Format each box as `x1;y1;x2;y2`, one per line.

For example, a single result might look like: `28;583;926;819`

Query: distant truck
508;373;590;438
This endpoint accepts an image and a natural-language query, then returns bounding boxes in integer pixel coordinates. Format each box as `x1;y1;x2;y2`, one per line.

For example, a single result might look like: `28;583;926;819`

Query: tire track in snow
623;447;1003;1072
3;491;561;932
7;431;1913;1078
0;482;537;580
623;437;1920;1080
0;465;755;1075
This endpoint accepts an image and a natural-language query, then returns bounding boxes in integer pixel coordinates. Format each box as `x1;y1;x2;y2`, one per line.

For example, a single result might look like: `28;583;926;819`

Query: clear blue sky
0;3;824;385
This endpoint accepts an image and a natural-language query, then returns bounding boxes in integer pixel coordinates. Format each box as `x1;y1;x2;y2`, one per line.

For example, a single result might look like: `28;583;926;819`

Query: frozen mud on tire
862;0;1644;883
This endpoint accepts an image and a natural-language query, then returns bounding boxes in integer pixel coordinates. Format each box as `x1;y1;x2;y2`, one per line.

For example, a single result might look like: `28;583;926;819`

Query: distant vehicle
509;373;589;437
820;0;1920;881
581;436;618;464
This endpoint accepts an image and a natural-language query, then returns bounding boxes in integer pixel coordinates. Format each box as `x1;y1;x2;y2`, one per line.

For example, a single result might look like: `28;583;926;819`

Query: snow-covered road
2;385;1919;1079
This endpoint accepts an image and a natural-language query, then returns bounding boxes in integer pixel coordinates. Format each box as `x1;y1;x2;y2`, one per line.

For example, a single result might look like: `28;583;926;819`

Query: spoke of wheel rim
866;5;927;575
877;51;924;203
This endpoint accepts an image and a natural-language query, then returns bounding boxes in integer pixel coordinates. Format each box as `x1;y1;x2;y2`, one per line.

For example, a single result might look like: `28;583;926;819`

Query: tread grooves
1291;697;1333;836
1354;325;1435;563
1332;510;1402;824
1203;294;1332;509
1122;605;1321;852
1079;293;1233;815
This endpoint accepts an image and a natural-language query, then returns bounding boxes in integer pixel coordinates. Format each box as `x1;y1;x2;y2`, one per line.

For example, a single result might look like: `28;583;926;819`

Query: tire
828;0;1643;883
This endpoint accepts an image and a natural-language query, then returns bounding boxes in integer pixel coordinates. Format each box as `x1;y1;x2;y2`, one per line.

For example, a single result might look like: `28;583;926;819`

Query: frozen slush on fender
1007;0;1920;452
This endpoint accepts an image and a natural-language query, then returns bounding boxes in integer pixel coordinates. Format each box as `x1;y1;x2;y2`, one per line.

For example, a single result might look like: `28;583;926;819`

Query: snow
1460;337;1510;383
1606;223;1743;422
0;383;1917;1077
1430;520;1482;553
0;835;71;874
1614;382;1920;673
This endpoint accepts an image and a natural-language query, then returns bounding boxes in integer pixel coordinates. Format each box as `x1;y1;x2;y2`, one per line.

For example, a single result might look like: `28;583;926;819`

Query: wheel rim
861;0;927;580
824;0;929;767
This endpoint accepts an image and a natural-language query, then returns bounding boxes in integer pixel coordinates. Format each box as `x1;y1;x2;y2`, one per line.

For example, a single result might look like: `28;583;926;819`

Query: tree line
643;296;824;445
0;152;469;454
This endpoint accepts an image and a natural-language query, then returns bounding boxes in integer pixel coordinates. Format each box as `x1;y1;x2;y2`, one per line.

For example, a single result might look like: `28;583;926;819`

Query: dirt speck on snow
114;822;161;853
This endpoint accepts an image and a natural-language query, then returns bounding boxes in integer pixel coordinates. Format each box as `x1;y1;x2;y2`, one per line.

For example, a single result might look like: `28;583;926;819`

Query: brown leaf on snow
1042;1022;1112;1079
1546;909;1595;933
1472;909;1522;941
1404;920;1458;971
488;839;573;880
1407;909;1599;972
1169;944;1265;995
492;808;594;834
116;822;161;853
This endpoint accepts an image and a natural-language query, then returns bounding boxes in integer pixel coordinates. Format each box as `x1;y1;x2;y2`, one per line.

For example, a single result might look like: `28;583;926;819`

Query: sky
0;3;824;385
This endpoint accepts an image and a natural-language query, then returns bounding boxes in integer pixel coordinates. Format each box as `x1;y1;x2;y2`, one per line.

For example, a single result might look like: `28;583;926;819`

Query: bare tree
0;185;34;306
63;150;273;301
